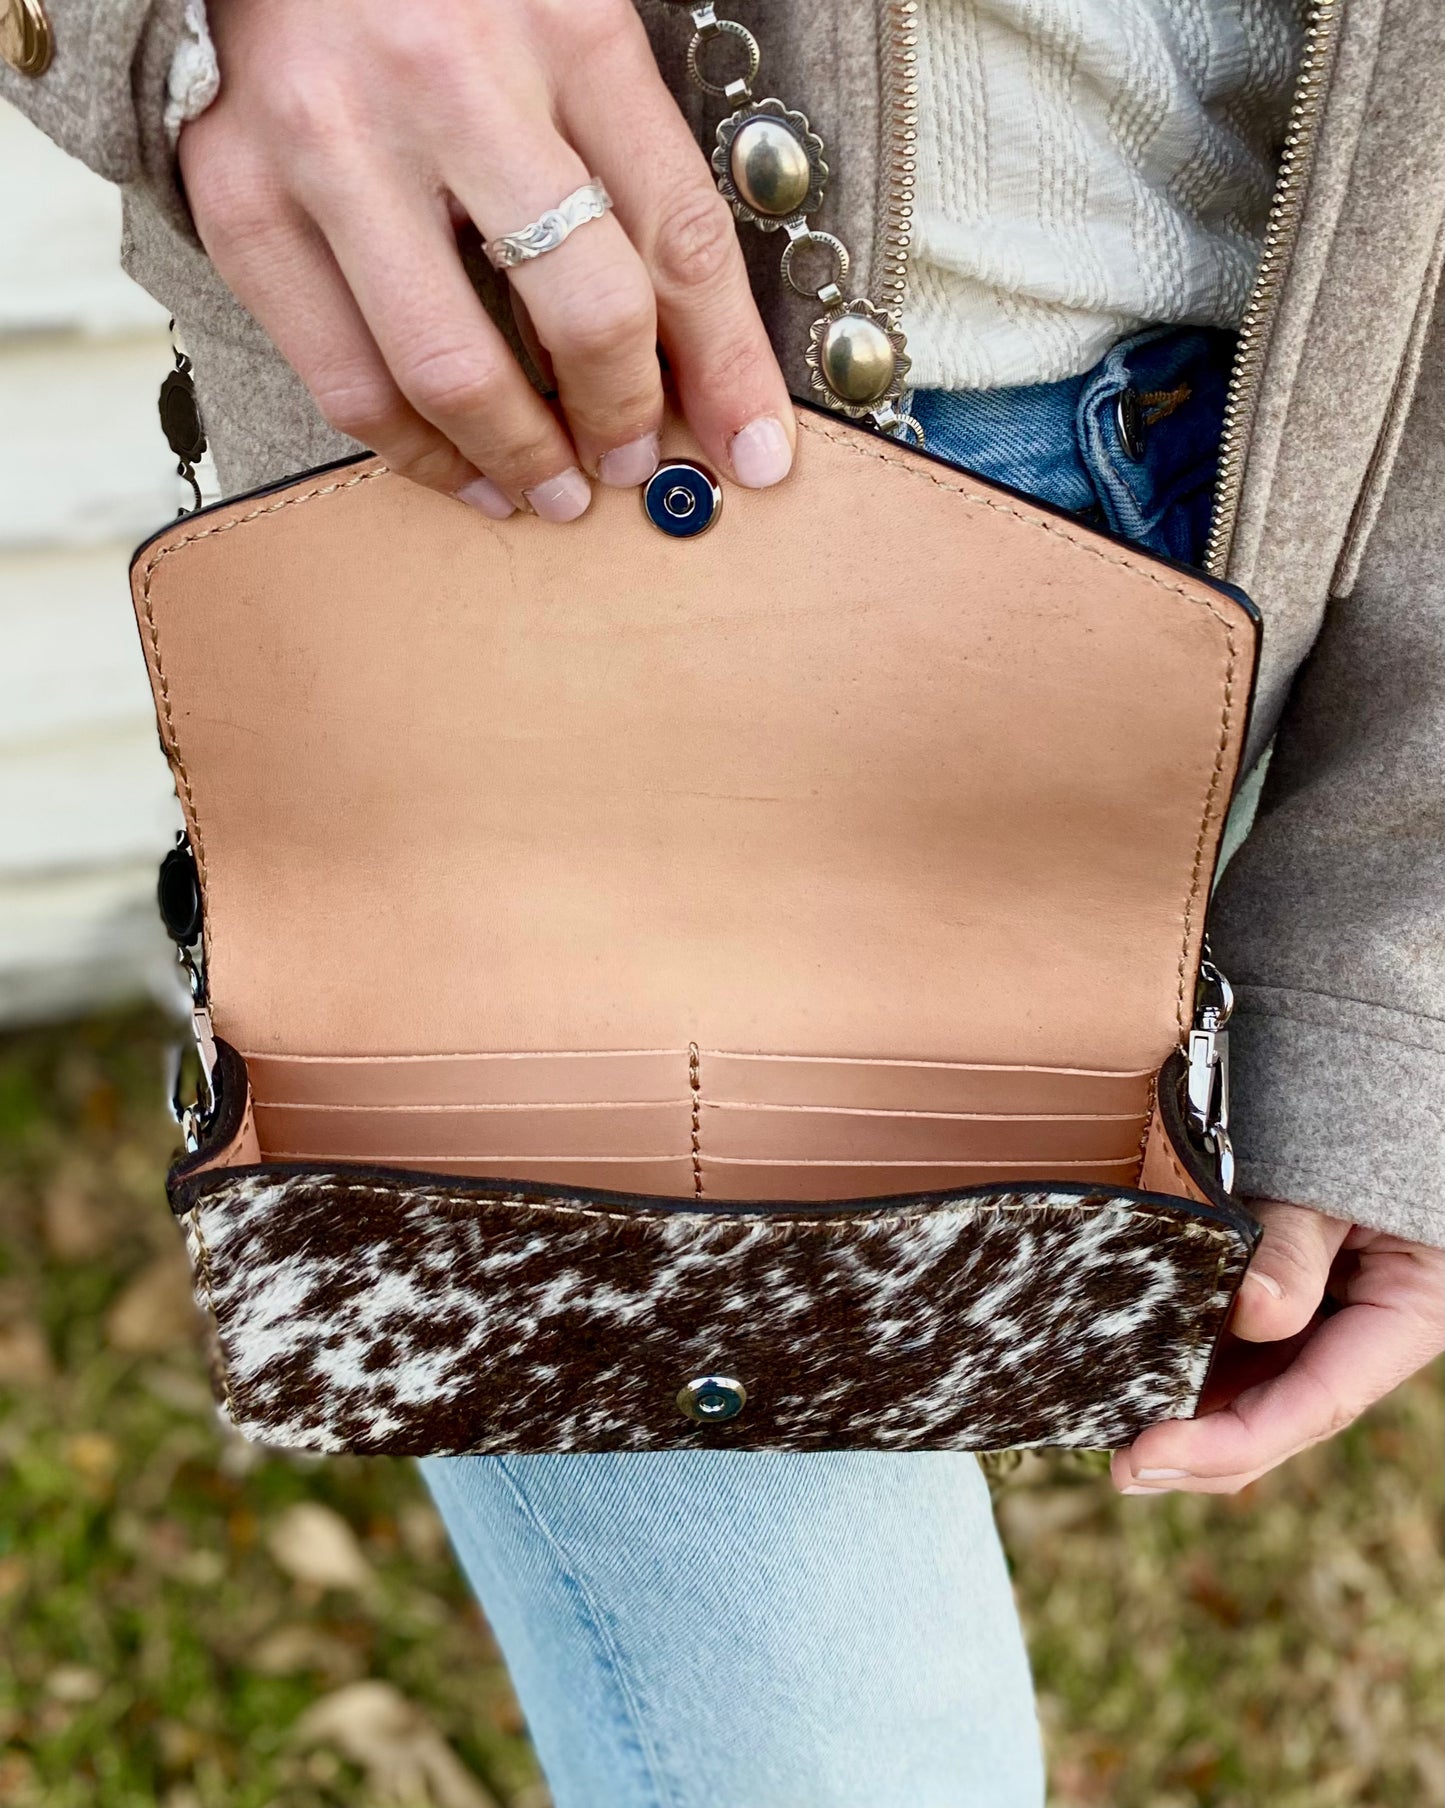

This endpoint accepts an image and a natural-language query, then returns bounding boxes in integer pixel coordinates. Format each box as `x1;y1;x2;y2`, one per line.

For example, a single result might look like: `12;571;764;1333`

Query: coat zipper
874;0;921;319
1202;0;1343;577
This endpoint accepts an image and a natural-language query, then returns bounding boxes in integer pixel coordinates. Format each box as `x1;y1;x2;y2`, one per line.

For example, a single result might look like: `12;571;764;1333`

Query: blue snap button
676;1374;747;1423
644;461;722;538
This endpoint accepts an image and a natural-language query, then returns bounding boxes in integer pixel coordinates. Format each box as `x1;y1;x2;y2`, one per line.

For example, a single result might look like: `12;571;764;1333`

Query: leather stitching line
135;464;388;893
688;1042;703;1198
236;1090;257;1161
1134;1074;1158;1186
1175;645;1237;1038
793;418;1239;624
1164;1136;1196;1199
795;416;1242;1040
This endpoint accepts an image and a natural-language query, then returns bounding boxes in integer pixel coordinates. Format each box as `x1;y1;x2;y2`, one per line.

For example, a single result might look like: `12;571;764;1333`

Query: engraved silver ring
484;178;614;271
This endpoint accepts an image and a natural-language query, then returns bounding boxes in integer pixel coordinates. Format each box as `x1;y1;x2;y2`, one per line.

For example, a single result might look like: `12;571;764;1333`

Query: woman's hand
179;0;795;520
1114;1201;1445;1495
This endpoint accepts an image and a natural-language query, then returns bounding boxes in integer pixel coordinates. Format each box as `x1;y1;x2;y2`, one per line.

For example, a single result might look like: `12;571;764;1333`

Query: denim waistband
904;325;1236;568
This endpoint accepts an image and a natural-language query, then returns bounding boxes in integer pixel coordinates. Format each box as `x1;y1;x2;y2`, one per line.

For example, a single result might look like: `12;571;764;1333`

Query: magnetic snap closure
0;0;53;76
676;1374;747;1423
643;461;722;538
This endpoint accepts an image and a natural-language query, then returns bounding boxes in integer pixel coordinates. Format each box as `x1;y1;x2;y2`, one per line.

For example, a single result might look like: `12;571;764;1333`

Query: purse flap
131;406;1256;1097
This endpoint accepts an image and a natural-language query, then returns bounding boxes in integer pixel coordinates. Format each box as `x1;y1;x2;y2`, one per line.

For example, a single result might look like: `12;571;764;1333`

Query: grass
0;1009;1439;1807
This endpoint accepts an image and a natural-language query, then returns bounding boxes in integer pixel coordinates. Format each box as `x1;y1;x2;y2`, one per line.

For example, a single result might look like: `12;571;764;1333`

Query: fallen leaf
157;1721;209;1767
267;1502;374;1593
295;1680;500;1808
45;1665;104;1704
227;1507;260;1550
399;1502;450;1566
42;1177;111;1262
176;1549;225;1587
140;1362;216;1416
0;1320;53;1385
0;1753;36;1795
79;1073;118;1133
250;1623;366;1683
64;1432;119;1482
105;1254;199;1355
997;1485;1100;1550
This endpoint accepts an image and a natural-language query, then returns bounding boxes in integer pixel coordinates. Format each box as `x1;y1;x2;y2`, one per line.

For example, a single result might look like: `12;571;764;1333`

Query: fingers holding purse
179;0;795;521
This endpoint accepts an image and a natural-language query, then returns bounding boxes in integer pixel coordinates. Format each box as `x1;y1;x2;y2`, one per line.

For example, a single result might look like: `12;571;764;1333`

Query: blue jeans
909;324;1233;565
422;326;1234;1808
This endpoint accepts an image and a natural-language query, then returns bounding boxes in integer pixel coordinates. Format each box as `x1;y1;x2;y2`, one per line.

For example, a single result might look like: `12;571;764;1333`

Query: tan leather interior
132;405;1255;1200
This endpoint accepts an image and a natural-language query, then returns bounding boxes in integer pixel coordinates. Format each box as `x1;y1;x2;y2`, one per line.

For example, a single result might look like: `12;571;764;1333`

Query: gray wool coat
3;0;1442;1244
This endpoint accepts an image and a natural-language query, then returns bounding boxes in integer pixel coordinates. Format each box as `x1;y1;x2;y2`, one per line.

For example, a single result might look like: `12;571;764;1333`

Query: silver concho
805;299;911;415
713;98;827;229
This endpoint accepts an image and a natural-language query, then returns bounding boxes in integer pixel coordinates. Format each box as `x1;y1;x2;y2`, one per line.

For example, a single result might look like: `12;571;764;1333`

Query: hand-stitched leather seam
793;418;1240;626
794;416;1242;1041
1158;1120;1199;1200
1134;1075;1159;1186
206;1175;1224;1238
236;1089;256;1158
688;1041;703;1197
135;463;388;900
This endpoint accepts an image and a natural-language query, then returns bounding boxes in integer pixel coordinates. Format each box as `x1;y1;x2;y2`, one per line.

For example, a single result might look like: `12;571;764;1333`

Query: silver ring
484;178;613;271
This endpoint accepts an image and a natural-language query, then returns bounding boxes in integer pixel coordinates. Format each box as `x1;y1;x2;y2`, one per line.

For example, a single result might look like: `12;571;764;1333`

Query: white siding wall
0;101;189;1023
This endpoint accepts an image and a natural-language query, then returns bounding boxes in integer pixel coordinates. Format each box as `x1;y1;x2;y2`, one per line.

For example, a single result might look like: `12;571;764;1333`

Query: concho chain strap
664;1;925;444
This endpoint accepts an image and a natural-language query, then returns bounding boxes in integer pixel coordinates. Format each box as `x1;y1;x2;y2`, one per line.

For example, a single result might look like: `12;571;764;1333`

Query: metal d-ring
686;15;760;100
780;226;851;300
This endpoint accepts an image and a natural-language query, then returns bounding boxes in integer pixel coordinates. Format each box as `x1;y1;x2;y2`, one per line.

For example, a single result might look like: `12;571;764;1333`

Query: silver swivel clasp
170;942;218;1153
1187;954;1235;1191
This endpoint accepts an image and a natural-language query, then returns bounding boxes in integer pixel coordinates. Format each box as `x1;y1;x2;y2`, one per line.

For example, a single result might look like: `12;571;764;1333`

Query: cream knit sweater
903;0;1304;389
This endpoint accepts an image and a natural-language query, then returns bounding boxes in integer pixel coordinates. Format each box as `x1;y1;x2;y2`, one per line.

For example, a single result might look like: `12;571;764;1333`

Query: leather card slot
243;1048;687;1108
259;1153;700;1194
698;1156;1139;1203
695;1051;1154;1116
698;1101;1147;1163
252;1101;691;1161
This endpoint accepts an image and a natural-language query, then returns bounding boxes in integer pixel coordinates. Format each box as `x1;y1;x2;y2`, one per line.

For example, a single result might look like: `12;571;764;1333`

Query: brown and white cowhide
171;1165;1256;1456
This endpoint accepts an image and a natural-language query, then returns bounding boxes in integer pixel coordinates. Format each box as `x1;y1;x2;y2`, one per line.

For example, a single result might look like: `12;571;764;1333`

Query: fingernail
597;433;660;489
1135;1468;1190;1481
455;475;515;520
1120;1484;1169;1496
524;467;591;523
729;414;793;488
1245;1268;1285;1299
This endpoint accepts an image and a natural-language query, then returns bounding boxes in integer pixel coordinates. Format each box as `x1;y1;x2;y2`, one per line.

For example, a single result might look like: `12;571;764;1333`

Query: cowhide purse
131;0;1261;1457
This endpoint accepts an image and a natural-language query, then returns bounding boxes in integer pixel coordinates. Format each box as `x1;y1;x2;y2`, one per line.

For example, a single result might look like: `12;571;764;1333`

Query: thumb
1233;1198;1352;1343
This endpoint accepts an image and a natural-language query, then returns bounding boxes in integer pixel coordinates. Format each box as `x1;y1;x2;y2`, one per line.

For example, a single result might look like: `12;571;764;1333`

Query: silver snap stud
676;1374;747;1423
644;461;722;538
